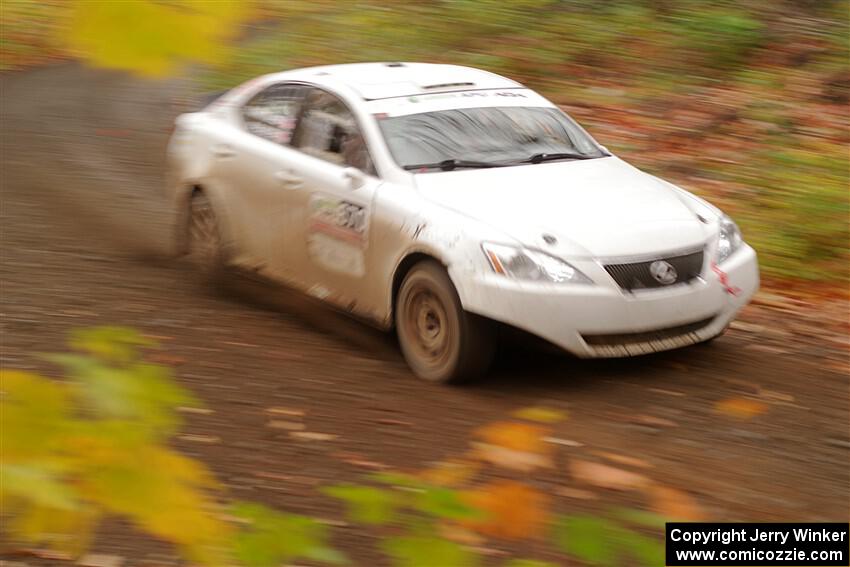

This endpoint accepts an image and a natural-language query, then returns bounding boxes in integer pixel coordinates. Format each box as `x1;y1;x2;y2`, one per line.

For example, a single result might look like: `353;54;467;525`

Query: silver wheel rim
402;285;451;368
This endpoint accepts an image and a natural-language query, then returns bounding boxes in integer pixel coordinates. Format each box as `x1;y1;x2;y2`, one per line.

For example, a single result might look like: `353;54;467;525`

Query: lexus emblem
649;260;678;285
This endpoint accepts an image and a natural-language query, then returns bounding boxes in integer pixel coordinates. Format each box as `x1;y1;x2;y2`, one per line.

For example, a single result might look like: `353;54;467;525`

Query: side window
241;84;306;145
292;88;375;175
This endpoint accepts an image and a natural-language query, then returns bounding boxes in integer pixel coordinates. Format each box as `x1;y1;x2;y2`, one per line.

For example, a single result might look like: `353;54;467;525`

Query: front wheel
395;261;495;384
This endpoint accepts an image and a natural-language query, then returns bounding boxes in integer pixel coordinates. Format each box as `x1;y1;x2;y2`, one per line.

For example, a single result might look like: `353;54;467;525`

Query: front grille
604;249;704;291
581;316;715;347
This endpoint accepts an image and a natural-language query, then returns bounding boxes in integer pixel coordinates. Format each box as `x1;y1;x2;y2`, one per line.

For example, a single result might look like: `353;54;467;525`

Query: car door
281;87;383;313
205;82;309;275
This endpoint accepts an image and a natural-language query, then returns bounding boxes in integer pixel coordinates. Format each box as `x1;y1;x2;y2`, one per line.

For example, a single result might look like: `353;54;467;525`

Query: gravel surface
1;64;848;565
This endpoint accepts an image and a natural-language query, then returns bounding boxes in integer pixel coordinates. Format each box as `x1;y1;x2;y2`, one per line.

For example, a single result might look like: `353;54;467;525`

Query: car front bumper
452;244;759;357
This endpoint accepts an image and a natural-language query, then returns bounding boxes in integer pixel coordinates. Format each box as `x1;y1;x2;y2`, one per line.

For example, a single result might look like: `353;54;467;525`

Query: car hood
413;156;712;258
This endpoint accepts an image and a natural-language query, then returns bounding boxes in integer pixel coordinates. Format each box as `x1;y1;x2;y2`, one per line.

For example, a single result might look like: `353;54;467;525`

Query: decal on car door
307;193;369;277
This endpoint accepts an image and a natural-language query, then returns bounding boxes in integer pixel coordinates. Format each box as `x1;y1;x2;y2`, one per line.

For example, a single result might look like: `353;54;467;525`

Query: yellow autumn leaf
78;445;229;564
6;502;100;556
0;369;69;409
65;0;254;77
2;335;231;565
714;397;768;419
0;370;73;459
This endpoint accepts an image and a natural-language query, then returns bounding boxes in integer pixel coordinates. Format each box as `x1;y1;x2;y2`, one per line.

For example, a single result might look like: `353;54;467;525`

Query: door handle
342;167;365;190
274;169;303;189
212;144;236;158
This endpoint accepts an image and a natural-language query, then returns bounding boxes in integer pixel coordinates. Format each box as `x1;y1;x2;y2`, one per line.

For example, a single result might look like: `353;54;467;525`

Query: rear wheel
187;192;225;282
395;261;495;383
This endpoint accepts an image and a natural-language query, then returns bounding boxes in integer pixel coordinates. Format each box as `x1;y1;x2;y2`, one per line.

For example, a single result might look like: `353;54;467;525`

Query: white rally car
167;62;759;383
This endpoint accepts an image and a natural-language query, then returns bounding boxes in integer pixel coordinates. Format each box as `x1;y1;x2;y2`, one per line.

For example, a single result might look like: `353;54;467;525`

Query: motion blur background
1;1;848;566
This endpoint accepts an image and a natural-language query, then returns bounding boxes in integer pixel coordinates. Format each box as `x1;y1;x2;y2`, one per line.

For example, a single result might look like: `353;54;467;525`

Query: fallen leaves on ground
264;407;305;417
630;415;678;428
472;422;554;472
557;487;598;500
289;431;338;441
756;388;796;404
331;452;388;471
146;353;186;366
474;421;550;452
419;459;481;487
543;436;584;447
647;485;705;521
714;397;769;419
569;460;650;491
593;452;653;469
511;406;568;423
266;420;305;431
649;388;686;397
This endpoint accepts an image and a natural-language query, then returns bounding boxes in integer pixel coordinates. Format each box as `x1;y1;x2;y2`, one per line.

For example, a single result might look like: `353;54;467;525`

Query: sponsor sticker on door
307;194;369;276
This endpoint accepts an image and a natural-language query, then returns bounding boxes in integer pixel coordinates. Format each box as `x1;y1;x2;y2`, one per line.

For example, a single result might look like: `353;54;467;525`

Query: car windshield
377;106;606;171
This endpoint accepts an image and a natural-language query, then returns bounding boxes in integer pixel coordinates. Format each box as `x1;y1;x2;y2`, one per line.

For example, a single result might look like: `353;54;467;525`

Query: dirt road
1;64;848;564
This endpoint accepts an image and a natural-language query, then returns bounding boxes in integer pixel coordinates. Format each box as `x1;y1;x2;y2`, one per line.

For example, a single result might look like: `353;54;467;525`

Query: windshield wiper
403;159;505;172
520;152;599;164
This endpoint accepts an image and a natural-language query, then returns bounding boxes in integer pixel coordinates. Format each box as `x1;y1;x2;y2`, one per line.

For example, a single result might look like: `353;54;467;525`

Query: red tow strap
711;262;742;296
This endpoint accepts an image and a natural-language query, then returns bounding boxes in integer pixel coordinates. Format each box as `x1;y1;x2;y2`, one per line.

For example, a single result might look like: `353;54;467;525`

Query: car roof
278;62;523;101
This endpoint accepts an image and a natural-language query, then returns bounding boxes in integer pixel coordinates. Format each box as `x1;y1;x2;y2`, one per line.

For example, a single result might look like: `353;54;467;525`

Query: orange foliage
462;481;549;540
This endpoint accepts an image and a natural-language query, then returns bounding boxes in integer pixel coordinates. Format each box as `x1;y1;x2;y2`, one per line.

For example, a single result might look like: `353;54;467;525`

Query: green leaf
415;486;482;521
322;484;397;525
46;354;196;436
372;471;426;489
555;514;663;567
612;507;669;529
382;536;479;567
553;515;617;566
619;530;665;567
231;502;347;566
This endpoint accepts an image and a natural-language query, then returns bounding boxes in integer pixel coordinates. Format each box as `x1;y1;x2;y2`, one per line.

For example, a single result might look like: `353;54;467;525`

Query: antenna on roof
386;62;405;68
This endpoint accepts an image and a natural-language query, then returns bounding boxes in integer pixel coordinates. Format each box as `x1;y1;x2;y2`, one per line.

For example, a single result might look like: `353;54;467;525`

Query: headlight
482;243;592;284
716;215;743;263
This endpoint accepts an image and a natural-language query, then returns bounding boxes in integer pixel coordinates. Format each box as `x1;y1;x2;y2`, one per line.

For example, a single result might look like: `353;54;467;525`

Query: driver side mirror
342;167;365;190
